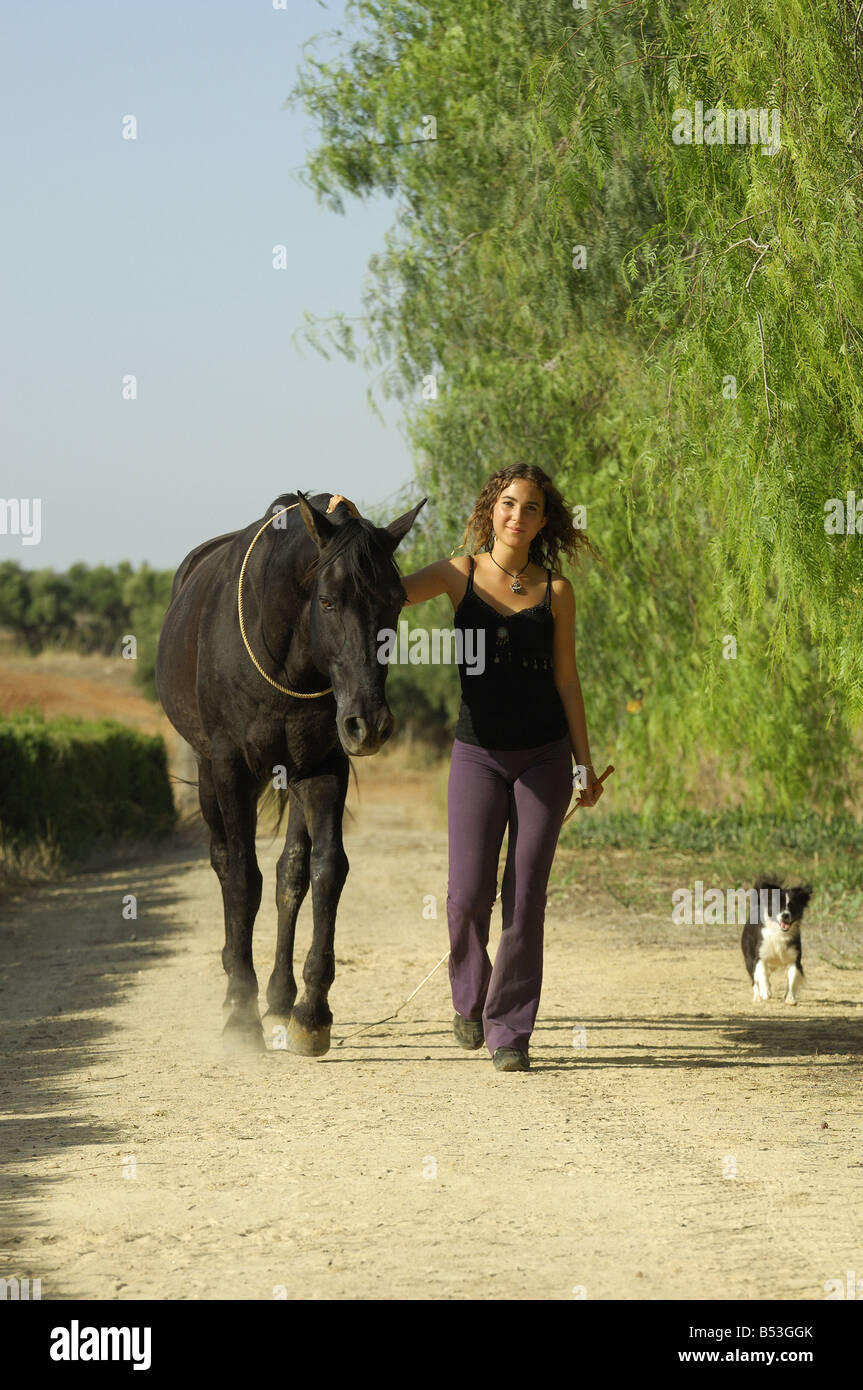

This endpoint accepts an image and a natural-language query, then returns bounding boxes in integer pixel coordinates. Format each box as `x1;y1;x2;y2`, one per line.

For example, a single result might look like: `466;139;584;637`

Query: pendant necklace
489;547;528;594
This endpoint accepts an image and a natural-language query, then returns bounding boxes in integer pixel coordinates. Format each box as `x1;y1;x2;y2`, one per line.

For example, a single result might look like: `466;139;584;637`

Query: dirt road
1;760;862;1301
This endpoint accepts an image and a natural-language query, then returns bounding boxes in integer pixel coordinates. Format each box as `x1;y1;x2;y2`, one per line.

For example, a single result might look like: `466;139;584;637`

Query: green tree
290;0;862;815
0;562;37;652
122;565;175;698
24;571;75;650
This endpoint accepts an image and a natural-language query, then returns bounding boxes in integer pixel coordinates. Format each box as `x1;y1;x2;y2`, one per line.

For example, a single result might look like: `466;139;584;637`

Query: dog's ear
794;883;814;906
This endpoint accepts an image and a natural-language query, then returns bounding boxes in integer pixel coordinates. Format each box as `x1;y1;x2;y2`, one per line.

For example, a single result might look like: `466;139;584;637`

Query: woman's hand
572;763;604;808
326;494;361;517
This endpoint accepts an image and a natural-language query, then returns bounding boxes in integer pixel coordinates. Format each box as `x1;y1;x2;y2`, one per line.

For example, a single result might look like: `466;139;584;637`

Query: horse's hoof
262;1013;293;1050
221;1017;266;1055
286;1014;331;1057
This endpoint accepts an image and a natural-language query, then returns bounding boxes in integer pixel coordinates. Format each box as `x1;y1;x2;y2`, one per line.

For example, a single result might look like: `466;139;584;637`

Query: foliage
0;709;175;859
289;0;863;816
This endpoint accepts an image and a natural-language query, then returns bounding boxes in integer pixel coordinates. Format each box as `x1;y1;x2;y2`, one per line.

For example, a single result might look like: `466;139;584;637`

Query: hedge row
0;710;175;860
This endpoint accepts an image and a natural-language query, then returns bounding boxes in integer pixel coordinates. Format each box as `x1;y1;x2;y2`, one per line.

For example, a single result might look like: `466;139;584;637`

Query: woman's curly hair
452;463;603;574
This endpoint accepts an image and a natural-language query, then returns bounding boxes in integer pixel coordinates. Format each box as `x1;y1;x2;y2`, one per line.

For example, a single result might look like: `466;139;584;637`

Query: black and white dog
741;876;813;1005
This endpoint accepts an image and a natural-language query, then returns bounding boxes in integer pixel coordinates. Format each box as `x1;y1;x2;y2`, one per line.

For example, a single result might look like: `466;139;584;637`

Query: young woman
327;464;604;1073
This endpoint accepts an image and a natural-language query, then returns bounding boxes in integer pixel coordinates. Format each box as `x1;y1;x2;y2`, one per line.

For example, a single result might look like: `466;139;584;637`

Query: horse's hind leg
200;752;265;1052
198;756;228;880
262;791;311;1036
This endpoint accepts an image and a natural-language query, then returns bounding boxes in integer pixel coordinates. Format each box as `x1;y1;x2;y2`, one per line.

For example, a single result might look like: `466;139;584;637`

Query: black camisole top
453;556;570;751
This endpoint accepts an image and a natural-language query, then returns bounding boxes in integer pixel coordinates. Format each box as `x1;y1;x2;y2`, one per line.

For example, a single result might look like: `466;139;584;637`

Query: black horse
155;490;426;1055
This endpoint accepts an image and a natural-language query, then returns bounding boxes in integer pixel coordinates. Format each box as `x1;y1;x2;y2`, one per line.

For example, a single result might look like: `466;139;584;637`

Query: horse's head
297;491;427;755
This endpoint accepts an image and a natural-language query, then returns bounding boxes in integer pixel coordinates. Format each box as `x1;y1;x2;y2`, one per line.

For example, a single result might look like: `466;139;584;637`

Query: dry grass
0;836;64;890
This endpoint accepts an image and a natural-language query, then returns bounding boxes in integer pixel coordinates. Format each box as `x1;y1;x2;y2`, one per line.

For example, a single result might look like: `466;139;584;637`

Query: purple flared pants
446;733;573;1056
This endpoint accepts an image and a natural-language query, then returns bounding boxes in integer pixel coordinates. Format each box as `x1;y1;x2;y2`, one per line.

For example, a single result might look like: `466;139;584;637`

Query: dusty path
1;762;862;1301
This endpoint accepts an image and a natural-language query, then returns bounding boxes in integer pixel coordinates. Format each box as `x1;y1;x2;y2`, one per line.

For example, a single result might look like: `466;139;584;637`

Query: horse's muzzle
338;707;395;755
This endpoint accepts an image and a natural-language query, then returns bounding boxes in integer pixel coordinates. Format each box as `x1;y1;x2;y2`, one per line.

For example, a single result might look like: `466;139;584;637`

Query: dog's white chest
759;920;798;968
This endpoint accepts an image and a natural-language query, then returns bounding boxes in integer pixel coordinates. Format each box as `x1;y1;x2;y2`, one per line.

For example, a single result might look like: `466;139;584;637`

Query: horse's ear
384;497;427;549
296;490;337;550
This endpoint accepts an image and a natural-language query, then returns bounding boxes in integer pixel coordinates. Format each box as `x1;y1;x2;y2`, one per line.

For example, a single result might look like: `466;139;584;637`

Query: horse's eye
319;598;334;610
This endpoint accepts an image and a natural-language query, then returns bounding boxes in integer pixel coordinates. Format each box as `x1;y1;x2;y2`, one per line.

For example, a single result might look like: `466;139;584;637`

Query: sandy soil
1;758;862;1302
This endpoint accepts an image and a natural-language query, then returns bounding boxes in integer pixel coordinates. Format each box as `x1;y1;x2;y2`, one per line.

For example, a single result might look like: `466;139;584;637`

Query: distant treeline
0;560;173;696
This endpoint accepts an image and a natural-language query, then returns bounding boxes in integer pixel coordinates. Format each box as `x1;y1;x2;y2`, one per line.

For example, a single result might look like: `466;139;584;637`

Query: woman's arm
399;559;459;607
550;577;603;803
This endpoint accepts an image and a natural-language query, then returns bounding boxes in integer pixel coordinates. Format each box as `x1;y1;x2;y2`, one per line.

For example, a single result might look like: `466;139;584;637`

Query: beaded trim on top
492;624;553;670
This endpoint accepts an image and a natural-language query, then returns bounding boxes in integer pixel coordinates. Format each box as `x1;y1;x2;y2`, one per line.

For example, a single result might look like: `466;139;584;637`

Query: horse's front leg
286;751;350;1057
262;790;311;1033
210;746;265;1052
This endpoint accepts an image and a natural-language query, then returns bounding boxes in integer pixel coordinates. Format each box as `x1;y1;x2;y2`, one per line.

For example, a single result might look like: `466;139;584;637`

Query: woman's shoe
453;1012;484;1049
492;1047;530;1072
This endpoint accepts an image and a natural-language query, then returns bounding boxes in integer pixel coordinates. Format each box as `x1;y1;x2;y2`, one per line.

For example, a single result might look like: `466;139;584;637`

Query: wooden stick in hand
563;763;615;823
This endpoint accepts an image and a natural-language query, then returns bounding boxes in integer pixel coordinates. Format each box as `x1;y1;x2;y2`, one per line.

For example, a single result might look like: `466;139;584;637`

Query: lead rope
237;503;333;698
334;951;451;1046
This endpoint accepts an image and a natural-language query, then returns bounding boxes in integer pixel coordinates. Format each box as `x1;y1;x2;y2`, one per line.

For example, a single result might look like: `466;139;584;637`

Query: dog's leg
785;963;802;1005
754;959;771;1000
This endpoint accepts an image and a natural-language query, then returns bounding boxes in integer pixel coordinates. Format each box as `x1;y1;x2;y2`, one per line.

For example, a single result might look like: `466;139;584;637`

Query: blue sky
0;0;414;570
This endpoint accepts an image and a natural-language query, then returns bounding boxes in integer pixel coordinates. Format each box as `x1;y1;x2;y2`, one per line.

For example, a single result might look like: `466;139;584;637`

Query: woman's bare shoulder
439;554;472;600
448;554;472;576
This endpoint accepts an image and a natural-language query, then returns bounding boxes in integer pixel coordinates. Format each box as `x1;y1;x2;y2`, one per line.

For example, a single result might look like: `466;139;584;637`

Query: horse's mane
305;518;401;597
263;493;404;605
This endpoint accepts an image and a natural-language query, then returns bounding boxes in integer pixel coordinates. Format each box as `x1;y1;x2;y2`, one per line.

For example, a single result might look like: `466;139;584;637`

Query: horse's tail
257;782;291;835
256;759;359;837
